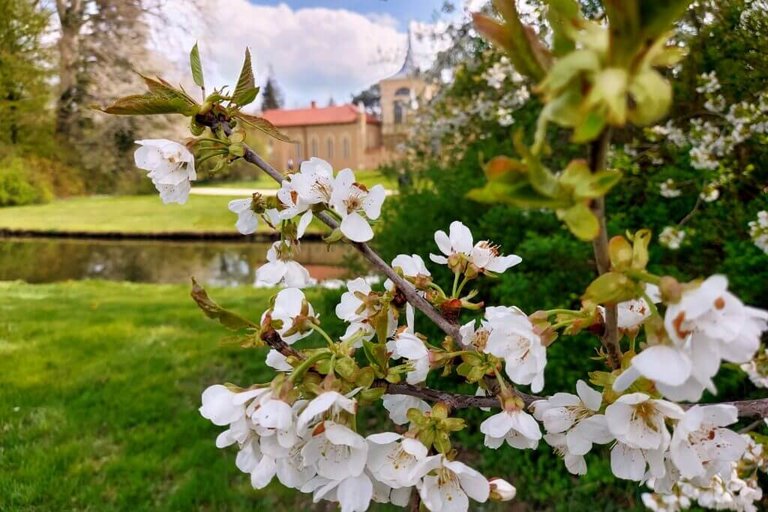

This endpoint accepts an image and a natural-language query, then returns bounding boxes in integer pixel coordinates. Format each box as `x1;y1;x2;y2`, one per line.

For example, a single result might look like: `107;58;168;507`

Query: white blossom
670;404;746;480
134;139;196;204
532;380;612;460
228;197;261;235
296;391;357;431
381;394;430;425
329;168;386;242
483;306;547;392
480;408;542;450
199;384;267;426
263;287;316;344
413;455;490;512
301;421;368;481
660;179;682;198
659;226;686;250
366;432;428;488
335;277;395;342
387;328;431;384
749;210;768;254
488;477;516;501
430;221;521;275
255;241;313;288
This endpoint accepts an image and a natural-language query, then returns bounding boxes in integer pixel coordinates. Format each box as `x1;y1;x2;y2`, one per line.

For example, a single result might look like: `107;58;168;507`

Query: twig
588;129;621;369
197;113;463;344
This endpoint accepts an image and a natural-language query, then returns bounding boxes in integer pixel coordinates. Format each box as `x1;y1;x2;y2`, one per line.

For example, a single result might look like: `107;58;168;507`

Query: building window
394;102;404;125
342;136;351;159
295;142;303;161
310;137;319;157
326;136;334;159
395;87;411;97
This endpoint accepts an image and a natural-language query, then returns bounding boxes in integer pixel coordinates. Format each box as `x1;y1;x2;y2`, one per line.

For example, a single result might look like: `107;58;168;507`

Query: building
261;29;434;171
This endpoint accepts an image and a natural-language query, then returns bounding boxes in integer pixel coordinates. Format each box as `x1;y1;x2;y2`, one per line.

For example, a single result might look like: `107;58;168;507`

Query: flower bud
489;478;516;501
659;275;682;304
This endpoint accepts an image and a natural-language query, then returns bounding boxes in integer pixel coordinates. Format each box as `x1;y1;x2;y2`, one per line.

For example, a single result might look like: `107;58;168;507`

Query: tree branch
199;114;463;344
588;129;621;369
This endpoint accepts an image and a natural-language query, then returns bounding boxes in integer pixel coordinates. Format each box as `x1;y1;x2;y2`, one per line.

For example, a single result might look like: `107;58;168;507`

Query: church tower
379;25;434;151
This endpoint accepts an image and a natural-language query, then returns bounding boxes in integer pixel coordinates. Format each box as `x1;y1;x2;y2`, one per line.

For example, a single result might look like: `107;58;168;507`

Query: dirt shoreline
0;228;325;242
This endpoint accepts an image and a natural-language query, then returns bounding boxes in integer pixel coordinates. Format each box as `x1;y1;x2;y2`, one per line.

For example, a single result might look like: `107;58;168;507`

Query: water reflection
0;237;361;287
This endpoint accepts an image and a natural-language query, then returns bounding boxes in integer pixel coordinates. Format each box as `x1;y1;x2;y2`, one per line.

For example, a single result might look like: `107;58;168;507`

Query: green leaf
235;112;293;142
98;75;199;116
639;0;694;41
492;0;552;79
572;111;606;144
514;132;561;198
190;278;258;330
559;202;600;241
627;69;672;126
583;271;642;304
190;42;205;90
232;48;259;106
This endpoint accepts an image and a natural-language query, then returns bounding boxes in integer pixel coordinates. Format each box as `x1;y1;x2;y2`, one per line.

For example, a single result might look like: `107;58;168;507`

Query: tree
260;75;284;111
351;83;380;112
0;0;51;149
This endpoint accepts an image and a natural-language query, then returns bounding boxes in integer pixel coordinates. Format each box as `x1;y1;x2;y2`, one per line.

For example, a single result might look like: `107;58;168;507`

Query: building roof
386;26;419;80
261;103;379;128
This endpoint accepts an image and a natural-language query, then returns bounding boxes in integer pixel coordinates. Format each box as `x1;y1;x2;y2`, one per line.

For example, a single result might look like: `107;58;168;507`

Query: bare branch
588;129;621;369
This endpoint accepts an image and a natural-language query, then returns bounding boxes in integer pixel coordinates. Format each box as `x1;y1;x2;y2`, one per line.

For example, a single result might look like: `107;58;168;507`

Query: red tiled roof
261;103;379;128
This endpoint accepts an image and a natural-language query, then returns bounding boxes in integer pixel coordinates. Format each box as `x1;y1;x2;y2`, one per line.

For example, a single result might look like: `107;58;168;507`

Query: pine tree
261;76;284;111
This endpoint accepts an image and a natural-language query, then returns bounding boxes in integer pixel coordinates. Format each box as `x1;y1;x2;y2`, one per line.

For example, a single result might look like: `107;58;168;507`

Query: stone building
261;29;434;171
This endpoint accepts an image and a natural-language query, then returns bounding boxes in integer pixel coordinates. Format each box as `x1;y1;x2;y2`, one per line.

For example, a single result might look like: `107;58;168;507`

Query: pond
0;237;363;287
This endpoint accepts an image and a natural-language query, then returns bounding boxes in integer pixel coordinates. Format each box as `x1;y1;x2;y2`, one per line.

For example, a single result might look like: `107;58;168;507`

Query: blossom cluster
749;210;768;254
642;433;768;512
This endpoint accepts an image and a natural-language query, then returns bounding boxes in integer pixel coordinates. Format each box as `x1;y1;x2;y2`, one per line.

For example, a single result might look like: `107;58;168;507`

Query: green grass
0;195;323;235
0;280;322;511
207;169;397;191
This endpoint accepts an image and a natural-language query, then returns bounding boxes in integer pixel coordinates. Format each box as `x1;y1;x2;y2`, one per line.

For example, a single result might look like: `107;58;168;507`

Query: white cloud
151;1;425;108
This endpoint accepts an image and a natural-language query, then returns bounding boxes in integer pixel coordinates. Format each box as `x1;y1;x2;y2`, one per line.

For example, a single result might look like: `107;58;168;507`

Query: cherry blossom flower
335;277;395;342
430;221;474;268
134;139;196;186
532;380;612;459
329;168;386;242
291;157;335;206
413;455;490;512
255;241;312;288
430;221;521;275
387;329;430;384
391;254;431;280
606;393;683;481
266;349;292;372
480;408;542;449
296;391;357;431
670;404;746;480
199;384;267;426
664;275;767;364
659;226;686;250
381;394;430;425
301;473;374;512
366;432;428;488
301;421;368;481
543;433;588;475
228;196;262;235
263;288;316;344
488;478;516;501
483;306;547;393
154;180;192;204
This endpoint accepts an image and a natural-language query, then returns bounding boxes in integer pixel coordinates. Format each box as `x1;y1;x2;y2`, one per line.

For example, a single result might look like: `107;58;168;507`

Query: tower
379;24;434;151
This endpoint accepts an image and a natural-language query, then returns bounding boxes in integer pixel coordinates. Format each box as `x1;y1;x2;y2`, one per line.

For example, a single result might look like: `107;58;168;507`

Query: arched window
342;136;351;159
310;136;319;157
394;102;405;125
395;87;411;97
295;141;303;161
326;136;334;159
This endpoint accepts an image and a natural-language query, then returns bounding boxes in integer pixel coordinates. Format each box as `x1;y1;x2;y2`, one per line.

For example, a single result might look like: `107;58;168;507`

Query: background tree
260;74;284;111
0;0;51;150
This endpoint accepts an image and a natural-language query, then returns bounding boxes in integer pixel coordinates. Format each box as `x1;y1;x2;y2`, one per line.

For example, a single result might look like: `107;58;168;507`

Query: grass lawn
207;169;398;191
0;280;331;511
0;195;324;235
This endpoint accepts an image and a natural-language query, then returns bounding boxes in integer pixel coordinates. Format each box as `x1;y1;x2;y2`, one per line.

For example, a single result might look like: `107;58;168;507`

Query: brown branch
198;113;463;345
588;129;621;369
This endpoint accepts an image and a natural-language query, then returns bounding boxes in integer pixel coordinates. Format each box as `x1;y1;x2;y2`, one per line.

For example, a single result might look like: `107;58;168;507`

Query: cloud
152;1;421;108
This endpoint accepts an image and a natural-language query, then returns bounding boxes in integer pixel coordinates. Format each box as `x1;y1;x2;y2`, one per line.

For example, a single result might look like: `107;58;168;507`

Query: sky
152;0;483;109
